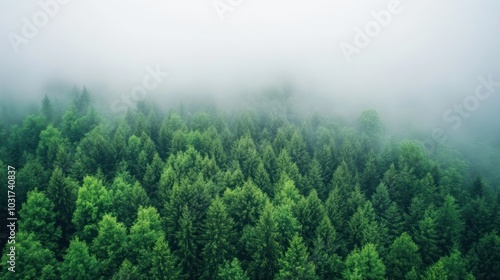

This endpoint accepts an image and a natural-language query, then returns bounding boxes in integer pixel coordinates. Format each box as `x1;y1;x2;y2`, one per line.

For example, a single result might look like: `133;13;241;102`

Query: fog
1;0;499;146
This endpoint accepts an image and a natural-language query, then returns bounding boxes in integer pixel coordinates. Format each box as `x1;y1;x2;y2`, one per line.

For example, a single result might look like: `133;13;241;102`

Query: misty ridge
1;0;500;280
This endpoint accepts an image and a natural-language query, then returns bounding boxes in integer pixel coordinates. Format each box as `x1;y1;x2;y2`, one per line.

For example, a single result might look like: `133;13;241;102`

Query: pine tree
222;180;267;233
435;195;464;255
295;189;325;248
91;214;128;278
275;235;318;280
275;203;302;250
343;243;386;280
176;206;200;280
150;238;183;280
306;159;324;198
468;231;500;280
113;259;140;280
248;202;280;280
19;189;61;252
439;248;472;280
201;197;235;280
218;258;249;280
386;232;421;280
72;176;111;243
46;167;78;246
414;210;440;266
128;206;165;275
348;201;382;250
60;238;100;280
311;215;343;279
110;176;150;227
423;260;448;280
254;161;272;197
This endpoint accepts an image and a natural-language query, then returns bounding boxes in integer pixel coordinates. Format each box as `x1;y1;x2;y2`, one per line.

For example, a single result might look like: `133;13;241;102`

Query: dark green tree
201;197;235;279
150;238;183;280
247;202;280;280
343;243;386;280
275;235;318;280
218;258;249;280
60;238;100;280
91;214;128;278
72;176;112;243
19;189;61;252
385;232;421;280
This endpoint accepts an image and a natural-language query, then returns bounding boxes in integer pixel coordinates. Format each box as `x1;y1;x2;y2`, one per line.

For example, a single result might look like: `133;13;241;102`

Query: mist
1;0;500;145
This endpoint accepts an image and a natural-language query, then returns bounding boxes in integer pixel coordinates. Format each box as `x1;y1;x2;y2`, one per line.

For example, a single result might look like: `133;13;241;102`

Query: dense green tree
15;157;48;204
462;197;493;249
439;248;472;280
305;159;323;198
128;206;164;270
19;189;61;252
218;258;249;280
343;243;386;280
176;206;200;280
254;161;273;196
223;180;267;233
247;202;280;280
46;167;78;245
275;235;318;280
468;231;500;280
348;201;382;250
109;177;150;227
423;260;448;280
294;189;325;247
385;232;421;280
311;215;343;279
72;176;112;243
414;210;440;266
201;197;235;279
288;130;310;175
435;195;464;255
113;260;140;280
91;214;128;278
150;238;183;280
275;203;302;250
60;238;100;280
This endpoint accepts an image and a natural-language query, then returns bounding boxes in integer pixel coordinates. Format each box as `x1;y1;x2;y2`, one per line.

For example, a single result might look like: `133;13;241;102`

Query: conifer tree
60;238;100;280
201;197;235;279
19;189;61;252
218;258;249;280
275;235;318;280
343;243;386;280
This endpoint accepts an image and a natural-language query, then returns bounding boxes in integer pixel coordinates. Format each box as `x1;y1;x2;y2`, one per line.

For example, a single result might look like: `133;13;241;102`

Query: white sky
0;0;499;127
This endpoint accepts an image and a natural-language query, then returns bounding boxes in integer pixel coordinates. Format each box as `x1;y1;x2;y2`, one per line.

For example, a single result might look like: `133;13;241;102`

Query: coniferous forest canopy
0;89;499;280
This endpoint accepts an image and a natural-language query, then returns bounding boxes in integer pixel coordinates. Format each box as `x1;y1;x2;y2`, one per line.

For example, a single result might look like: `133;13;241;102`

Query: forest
0;88;499;280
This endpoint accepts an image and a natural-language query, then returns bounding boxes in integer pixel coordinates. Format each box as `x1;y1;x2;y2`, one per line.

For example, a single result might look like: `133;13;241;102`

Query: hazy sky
1;0;499;133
